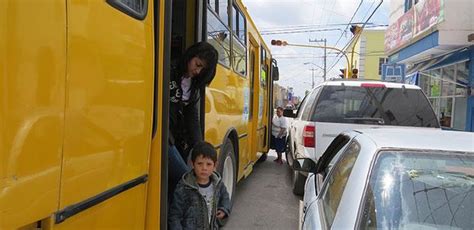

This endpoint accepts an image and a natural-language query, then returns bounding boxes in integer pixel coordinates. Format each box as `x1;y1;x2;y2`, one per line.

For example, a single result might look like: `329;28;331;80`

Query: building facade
347;28;388;80
385;0;474;131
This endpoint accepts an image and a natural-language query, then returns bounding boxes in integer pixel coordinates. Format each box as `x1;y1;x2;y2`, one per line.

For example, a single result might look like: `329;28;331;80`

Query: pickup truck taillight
303;125;315;147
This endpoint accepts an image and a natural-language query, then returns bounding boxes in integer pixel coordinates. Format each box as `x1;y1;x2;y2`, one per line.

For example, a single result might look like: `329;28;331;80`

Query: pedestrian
168;42;218;203
271;107;287;164
169;141;231;230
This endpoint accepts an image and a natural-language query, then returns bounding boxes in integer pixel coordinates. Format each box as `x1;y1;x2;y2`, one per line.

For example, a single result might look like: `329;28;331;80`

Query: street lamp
304;62;326;82
303;62;322;88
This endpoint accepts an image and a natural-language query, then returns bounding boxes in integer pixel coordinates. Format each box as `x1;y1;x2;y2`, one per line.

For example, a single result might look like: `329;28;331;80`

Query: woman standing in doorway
168;42;218;200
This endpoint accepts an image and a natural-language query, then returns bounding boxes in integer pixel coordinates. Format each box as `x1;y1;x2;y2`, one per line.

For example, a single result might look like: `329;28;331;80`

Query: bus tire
257;153;267;163
217;138;237;225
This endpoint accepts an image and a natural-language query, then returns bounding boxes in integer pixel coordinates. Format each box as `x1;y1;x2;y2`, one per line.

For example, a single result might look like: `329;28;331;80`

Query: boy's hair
191;141;218;163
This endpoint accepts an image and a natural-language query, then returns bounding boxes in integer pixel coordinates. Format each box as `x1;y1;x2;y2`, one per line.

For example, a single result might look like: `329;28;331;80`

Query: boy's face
192;155;217;181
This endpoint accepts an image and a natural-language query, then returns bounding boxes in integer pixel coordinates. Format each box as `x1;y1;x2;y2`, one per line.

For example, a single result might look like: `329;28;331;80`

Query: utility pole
309;38;327;81
309;68;316;88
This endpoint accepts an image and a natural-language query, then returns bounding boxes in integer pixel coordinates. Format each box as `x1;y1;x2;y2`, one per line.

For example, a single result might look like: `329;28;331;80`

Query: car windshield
311;86;440;127
359;150;474;230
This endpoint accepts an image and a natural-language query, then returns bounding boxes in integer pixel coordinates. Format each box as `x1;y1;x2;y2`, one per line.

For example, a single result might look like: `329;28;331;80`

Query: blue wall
467;47;474;132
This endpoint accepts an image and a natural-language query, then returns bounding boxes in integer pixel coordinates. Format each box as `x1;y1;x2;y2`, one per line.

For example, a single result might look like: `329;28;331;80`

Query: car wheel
293;171;306;196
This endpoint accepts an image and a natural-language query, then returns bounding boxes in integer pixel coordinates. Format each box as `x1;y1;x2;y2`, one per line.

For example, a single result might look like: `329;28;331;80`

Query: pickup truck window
311;86;440;127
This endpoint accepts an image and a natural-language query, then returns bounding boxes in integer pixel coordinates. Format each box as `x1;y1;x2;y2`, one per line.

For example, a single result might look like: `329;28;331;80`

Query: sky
241;0;391;97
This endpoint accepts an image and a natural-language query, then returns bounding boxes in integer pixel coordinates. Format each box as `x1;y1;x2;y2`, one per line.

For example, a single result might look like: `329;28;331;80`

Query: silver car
295;128;474;229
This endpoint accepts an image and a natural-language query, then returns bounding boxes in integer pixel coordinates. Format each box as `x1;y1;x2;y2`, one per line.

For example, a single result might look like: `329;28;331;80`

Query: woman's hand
216;209;226;219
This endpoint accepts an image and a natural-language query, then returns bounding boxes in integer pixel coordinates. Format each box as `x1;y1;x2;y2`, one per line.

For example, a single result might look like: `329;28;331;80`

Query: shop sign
385;0;444;54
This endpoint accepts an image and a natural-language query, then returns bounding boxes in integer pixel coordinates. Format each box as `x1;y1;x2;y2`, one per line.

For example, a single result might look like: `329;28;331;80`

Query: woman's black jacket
169;67;203;151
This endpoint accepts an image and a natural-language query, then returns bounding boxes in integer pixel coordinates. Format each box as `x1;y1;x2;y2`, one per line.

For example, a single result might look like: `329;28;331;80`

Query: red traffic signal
271;40;288;46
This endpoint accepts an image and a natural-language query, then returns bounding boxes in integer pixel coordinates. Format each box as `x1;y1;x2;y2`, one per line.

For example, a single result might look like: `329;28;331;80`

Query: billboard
385;0;444;54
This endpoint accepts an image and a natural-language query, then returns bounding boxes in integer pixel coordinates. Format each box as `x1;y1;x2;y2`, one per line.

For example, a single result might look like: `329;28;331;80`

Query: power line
327;0;384;74
332;0;364;49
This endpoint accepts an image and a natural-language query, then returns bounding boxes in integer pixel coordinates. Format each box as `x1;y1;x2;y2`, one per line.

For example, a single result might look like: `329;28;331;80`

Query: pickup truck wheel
293;171;306;196
285;136;293;167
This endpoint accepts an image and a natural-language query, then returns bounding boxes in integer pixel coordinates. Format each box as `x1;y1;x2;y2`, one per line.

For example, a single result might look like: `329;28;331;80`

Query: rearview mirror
293;158;317;173
283;109;295;118
271;58;279;81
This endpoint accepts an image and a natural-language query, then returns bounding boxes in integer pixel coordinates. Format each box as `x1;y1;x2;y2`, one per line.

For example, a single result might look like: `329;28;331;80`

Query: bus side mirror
283;109;295;118
271;58;279;81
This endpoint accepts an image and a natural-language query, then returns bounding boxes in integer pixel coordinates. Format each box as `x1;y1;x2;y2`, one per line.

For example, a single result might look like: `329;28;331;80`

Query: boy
169;141;231;230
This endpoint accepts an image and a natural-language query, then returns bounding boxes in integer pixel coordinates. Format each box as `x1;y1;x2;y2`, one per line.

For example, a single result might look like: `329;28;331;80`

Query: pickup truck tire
285;136;293;167
293;171;306;196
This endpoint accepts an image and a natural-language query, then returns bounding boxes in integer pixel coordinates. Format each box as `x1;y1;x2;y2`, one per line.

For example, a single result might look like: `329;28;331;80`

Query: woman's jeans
168;145;190;203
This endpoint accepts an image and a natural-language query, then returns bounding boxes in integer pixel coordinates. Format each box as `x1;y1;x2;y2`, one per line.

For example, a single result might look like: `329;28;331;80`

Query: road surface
223;150;301;230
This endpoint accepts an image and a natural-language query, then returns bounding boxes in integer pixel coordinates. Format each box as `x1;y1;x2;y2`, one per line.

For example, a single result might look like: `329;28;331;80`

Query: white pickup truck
284;80;440;195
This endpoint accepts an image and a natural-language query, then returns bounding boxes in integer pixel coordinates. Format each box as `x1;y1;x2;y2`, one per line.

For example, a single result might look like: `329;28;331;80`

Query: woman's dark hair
179;42;218;89
191;141;218;163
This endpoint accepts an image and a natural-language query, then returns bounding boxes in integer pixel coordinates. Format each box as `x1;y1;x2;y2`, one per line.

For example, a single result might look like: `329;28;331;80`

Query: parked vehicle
284;80;440;195
295;128;474;229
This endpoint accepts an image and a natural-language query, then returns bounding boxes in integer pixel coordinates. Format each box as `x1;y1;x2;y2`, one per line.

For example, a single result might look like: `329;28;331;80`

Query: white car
294;128;474;229
284;80;440;195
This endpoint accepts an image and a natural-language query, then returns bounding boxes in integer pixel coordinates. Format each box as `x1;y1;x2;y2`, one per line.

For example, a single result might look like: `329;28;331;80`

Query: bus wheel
256;152;267;163
218;139;237;205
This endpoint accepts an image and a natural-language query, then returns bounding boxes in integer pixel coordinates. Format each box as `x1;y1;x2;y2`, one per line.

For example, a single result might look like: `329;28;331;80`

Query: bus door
247;37;260;163
0;1;66;228
257;48;270;154
56;1;154;228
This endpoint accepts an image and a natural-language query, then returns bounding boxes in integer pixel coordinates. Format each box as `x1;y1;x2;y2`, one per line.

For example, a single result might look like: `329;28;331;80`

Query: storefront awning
406;47;471;74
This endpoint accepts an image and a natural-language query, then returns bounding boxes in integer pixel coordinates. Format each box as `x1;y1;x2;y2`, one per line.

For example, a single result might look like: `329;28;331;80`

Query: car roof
353;127;474;153
320;80;421;89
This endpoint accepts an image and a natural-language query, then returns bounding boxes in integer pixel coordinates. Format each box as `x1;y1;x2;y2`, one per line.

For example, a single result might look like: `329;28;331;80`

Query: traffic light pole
272;41;351;78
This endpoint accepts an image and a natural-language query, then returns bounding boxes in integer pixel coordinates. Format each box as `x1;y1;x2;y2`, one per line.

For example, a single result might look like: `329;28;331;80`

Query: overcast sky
241;0;391;97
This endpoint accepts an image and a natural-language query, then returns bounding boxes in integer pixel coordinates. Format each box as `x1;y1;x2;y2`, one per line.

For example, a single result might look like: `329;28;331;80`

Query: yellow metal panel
0;0;66;228
58;0;154;227
52;185;147;230
146;0;163;228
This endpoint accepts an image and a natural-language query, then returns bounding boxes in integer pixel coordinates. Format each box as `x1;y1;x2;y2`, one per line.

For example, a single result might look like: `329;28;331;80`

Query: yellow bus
0;0;278;229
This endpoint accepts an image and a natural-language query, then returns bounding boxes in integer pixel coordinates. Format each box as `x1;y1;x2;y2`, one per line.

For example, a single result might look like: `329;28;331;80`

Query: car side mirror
293;158;317;173
283;109;296;118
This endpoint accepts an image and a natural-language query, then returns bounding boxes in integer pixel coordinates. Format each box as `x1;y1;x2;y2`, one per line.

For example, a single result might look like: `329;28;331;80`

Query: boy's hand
216;210;226;219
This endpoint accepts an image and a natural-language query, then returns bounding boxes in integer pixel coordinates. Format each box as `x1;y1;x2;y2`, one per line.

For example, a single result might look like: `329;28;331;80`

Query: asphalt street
223;150;301;230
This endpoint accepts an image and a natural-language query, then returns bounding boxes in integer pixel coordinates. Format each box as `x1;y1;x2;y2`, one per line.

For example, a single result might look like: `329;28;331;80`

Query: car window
301;87;320;120
311;86;439;127
296;94;308;119
359;150;474;229
320;141;360;228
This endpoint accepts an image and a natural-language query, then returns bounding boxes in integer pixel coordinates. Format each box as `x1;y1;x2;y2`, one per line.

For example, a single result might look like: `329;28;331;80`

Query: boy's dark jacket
169;65;203;153
169;171;231;230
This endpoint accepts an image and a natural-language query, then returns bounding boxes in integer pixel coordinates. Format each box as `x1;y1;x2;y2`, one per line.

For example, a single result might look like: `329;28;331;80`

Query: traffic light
351;68;359;79
271;40;288;46
350;25;362;35
339;69;346;78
